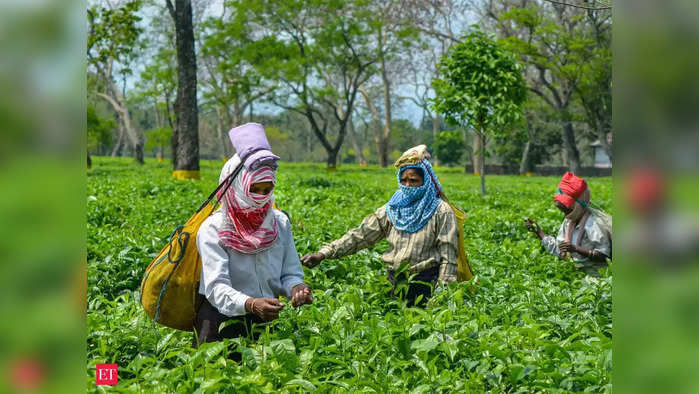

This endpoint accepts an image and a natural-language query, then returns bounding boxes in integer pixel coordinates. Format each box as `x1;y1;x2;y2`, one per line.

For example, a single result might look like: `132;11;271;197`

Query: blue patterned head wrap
385;159;442;233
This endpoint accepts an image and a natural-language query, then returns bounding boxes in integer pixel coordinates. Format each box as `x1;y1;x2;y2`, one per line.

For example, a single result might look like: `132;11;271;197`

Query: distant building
590;133;612;168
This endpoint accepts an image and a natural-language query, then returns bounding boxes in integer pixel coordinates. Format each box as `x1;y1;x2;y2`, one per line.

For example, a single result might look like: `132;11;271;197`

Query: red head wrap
627;169;665;212
554;172;588;209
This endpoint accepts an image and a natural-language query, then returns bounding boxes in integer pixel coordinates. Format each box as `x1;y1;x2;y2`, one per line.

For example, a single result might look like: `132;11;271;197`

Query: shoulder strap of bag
195;161;245;213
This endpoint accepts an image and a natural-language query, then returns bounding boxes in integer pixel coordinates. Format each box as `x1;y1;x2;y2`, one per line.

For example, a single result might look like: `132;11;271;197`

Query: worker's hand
246;297;284;321
525;218;545;239
524;218;539;233
558;241;580;255
290;283;313;307
301;253;324;268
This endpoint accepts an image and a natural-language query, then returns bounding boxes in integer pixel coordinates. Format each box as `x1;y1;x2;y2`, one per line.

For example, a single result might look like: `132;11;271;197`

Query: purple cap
228;122;280;170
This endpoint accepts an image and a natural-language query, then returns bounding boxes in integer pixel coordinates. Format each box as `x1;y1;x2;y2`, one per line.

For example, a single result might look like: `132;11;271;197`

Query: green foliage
199;15;268;111
144;127;172;152
87;0;143;77
87;105;116;154
431;28;527;134
493;95;562;169
493;122;527;167
136;48;176;105
575;24;611;143
390;119;434;155
499;5;595;83
222;0;386;167
432;28;527;194
231;0;377;100
265;126;293;161
497;2;611;150
87;157;611;392
231;0;376;122
433;131;465;166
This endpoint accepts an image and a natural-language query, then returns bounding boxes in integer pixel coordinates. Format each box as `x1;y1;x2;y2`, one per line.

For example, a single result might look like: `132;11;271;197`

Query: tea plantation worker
194;123;312;347
525;172;612;276
301;145;458;306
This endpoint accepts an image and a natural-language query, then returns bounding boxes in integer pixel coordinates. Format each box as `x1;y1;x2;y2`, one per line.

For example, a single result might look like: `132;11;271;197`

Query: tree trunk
599;126;612;161
326;149;339;170
165;94;174;129
519;141;531;174
98;89;141;163
333;96;366;167
561;115;581;174
377;139;389;167
432;113;440;166
336;144;342;168
169;0;200;177
462;129;472;173
347;112;367;166
222;104;235;158
233;100;243;127
302;102;348;171
111;125;124;156
154;102;162;128
154;105;164;160
578;82;611;161
379;31;392;169
135;140;144;164
171;121;178;167
519;116;534;174
307;128;313;157
215;105;229;159
87;153;92;169
215;105;224;158
478;131;486;196
472;131;482;176
359;86;387;167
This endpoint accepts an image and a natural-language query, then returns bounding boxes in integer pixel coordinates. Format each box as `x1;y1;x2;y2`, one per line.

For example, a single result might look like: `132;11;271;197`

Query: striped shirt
318;200;459;284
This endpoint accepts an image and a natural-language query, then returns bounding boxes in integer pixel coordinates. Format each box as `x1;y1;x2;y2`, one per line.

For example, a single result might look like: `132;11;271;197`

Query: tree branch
96;92;138;146
541;0;611;11
536;66;563;108
528;86;555;108
416;27;461;45
165;0;176;21
246;85;275;105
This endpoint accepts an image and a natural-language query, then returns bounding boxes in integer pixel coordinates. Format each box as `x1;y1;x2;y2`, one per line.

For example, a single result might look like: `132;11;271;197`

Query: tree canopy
432;28;527;194
85;0;611;175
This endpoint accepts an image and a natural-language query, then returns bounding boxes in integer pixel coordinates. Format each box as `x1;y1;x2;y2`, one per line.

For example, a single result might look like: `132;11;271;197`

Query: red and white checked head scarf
217;155;278;254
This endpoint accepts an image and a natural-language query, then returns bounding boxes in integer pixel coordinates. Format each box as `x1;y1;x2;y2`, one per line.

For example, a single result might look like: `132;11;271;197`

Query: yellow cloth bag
446;201;474;282
140;162;243;331
394;145;475;282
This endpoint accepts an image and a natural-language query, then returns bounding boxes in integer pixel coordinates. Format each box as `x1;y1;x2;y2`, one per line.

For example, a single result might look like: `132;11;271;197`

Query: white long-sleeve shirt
542;208;612;262
197;209;305;317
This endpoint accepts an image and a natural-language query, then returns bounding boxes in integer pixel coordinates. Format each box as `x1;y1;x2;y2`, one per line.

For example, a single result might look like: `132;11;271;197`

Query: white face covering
564;188;591;223
562;188;591;259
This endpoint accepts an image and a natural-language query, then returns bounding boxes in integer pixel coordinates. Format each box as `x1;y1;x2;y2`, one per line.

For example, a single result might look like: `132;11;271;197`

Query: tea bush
87;157;612;392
